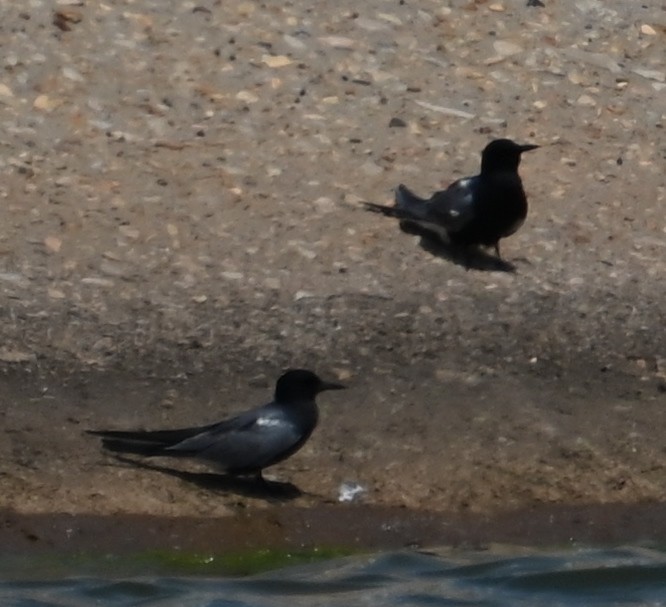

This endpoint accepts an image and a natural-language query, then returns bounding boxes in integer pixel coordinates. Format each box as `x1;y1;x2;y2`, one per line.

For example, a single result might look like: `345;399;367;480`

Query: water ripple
2;546;665;607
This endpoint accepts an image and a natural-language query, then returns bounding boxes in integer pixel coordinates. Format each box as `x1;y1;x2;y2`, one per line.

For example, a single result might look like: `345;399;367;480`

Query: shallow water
3;546;666;606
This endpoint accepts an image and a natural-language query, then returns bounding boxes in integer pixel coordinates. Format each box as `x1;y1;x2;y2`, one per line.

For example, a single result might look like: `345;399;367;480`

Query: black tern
365;138;539;259
87;369;345;482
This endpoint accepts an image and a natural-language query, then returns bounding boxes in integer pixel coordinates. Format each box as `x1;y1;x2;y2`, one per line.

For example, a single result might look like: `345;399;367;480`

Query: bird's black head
480;138;539;174
274;369;345;403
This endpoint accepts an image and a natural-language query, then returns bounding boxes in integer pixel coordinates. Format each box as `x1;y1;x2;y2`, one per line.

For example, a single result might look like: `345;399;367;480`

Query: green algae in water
1;546;355;579
132;546;354;576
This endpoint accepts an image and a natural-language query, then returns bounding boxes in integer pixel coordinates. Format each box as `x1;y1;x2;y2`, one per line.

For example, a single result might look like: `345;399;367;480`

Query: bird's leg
494;242;502;259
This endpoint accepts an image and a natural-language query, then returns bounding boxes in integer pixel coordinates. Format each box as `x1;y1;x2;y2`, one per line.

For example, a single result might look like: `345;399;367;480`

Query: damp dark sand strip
2;502;665;562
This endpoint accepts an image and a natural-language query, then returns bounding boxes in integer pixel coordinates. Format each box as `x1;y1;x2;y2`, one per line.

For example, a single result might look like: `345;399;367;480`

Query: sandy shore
0;0;664;542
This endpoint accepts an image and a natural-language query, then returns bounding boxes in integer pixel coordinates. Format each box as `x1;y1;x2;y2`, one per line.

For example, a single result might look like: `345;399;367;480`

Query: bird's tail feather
87;425;214;457
363;201;409;219
96;437;166;456
363;184;428;222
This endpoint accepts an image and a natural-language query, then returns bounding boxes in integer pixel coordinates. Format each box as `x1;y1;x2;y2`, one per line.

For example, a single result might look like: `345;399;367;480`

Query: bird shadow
108;455;303;502
398;221;517;272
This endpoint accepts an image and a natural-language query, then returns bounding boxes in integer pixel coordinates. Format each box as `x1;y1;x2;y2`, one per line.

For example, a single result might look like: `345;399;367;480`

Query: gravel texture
0;0;664;518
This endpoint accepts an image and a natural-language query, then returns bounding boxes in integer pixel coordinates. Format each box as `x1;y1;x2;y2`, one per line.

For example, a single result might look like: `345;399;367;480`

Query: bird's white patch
449;209;460;218
256;416;283;427
458;178;471;189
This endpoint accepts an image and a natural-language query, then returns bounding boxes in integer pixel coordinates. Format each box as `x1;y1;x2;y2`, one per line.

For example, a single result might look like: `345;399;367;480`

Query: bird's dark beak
519;144;539;153
321;381;346;392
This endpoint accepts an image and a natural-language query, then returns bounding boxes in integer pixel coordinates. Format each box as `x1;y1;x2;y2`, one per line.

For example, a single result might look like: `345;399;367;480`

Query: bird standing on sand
87;369;345;482
364;138;539;259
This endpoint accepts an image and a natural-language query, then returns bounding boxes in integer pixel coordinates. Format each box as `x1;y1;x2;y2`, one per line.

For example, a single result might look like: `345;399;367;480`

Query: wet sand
3;502;666;559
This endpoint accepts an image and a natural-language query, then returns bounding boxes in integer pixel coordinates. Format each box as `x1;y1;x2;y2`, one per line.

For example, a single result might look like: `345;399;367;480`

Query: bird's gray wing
385;180;479;242
87;423;221;456
426;176;479;234
164;405;301;471
87;424;218;445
